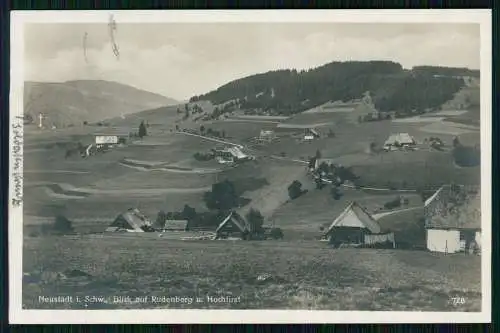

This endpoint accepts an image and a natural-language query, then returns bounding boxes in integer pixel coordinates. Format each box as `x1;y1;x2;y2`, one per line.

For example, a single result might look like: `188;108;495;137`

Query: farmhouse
94;130;128;148
304;128;320;141
424;185;481;254
323;202;395;248
106;208;154;232
215;211;250;240
213;146;252;164
163;220;188;232
383;133;416;151
259;130;277;142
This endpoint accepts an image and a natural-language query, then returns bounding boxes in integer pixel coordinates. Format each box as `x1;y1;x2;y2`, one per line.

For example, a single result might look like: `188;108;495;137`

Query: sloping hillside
190;61;477;116
24;80;178;128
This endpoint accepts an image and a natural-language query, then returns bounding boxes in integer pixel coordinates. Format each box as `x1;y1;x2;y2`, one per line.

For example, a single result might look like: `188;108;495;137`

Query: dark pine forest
190;61;479;116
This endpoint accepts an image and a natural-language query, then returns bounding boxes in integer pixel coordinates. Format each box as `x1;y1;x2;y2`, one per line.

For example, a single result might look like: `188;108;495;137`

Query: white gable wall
475;231;482;250
336;209;368;229
426;229;461;253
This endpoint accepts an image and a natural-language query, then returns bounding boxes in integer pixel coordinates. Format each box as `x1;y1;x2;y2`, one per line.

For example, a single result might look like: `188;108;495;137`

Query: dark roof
324;202;382;235
424;185;481;230
216;211;250;234
108;208;152;231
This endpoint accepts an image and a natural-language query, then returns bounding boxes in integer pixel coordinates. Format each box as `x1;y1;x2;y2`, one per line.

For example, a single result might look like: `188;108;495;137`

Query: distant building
424;185;481;254
94;131;128;148
383;133;416;150
163;220;188;232
213;146;253;164
323;202;395;248
106;208;153;232
215;211;250;239
95;134;118;144
304;128;320;140
259;130;277;142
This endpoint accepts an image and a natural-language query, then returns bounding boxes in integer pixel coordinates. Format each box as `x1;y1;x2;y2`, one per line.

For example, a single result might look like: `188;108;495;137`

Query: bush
138;121;147;138
287;180;304;200
155;210;167;229
384;197;402;210
453;145;480;167
181;204;197;221
53;215;74;234
269;227;284;240
330;186;342;200
204;180;240;211
246;208;264;235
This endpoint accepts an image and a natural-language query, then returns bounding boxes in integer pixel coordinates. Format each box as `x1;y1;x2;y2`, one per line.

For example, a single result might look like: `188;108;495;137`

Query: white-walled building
424;185;481;254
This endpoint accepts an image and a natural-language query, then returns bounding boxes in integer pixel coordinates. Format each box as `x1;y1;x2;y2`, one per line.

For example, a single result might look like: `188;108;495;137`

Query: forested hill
190;61;478;115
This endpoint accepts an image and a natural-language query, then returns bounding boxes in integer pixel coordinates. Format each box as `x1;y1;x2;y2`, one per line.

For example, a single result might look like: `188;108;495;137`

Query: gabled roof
227;147;248;159
424;185;481;230
384;133;415;146
324;202;382;235
108;208;151;232
216;211;250;234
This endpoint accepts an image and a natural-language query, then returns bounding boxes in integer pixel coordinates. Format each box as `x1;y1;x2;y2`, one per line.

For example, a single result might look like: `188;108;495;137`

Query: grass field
270;187;423;236
22;234;481;311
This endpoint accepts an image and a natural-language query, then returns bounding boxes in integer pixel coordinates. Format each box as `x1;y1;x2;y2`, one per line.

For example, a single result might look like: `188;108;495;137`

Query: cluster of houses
103;182;481;255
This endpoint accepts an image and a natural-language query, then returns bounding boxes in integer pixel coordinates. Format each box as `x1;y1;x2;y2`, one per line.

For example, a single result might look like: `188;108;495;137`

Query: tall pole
38;113;43;128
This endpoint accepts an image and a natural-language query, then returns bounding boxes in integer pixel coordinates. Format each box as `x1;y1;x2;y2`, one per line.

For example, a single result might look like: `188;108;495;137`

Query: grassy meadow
23;234;480;311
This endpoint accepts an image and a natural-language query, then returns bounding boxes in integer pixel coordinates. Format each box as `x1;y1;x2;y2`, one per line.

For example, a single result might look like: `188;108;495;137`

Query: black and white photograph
9;10;491;324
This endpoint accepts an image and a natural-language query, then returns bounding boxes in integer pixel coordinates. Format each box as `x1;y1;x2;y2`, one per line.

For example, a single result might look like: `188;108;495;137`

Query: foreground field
23;235;481;311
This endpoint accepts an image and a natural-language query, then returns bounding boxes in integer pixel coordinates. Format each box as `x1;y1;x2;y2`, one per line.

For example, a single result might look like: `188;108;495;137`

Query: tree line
189;61;470;116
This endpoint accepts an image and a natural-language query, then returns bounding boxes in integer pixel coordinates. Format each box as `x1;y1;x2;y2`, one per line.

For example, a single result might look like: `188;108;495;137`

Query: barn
94;130;129;148
213;146;252;164
215;211;250;239
106;208;154;232
383;133;416;151
424;185;481;254
163;220;188;232
323;202;395;248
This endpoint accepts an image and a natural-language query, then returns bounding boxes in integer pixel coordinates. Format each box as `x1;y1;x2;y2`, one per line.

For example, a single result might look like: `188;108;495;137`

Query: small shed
163;220;188;232
323;202;395;248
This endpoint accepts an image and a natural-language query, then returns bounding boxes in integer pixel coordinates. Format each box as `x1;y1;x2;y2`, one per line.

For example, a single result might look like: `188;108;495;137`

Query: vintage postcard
9;9;491;324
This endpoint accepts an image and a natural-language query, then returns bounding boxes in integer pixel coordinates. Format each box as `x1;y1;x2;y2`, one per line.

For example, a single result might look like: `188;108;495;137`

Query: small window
459;231;466;241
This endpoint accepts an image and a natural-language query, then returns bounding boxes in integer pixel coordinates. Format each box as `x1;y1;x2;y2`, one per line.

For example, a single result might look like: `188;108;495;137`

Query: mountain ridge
24;80;179;127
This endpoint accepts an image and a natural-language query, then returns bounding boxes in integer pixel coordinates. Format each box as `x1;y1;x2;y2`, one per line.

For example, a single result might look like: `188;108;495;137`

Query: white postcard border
9;9;492;324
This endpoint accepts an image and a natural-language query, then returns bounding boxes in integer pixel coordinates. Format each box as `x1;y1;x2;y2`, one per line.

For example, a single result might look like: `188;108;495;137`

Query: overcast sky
24;23;480;101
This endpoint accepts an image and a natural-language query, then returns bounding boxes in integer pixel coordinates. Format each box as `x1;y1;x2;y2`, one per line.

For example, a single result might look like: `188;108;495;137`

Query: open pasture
278;111;352;128
201;120;278;142
270;187;423;234
351;151;480;189
24;190;206;222
23;234;480;311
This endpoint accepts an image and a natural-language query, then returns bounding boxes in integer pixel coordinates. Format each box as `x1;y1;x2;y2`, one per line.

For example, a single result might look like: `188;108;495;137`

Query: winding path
372;206;422;220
